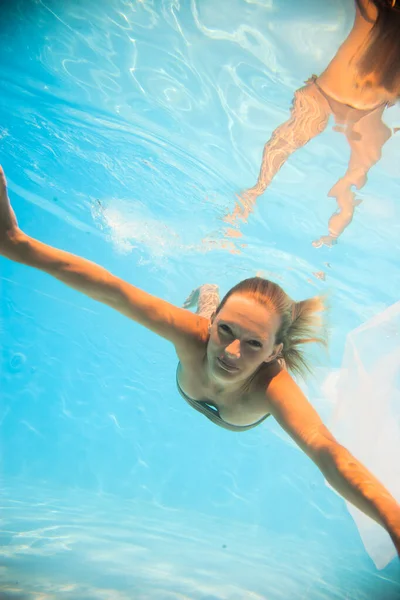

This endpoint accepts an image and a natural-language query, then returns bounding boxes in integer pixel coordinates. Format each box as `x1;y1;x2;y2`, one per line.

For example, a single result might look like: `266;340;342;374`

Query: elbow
306;425;340;468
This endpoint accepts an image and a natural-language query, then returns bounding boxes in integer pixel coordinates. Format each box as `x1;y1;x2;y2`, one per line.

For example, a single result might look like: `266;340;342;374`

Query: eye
218;324;232;335
248;340;262;349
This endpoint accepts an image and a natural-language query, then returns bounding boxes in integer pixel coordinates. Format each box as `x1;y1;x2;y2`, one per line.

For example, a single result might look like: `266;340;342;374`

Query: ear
265;342;283;363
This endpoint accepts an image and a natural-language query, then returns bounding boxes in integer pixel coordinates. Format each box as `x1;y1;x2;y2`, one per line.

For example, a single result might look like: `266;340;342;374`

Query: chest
177;361;269;424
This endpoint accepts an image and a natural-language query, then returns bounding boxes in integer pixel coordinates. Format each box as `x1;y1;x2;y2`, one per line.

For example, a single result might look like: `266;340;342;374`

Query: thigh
280;83;332;147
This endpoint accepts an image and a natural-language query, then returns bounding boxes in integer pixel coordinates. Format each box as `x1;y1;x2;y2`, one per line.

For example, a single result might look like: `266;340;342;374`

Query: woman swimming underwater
0;166;399;556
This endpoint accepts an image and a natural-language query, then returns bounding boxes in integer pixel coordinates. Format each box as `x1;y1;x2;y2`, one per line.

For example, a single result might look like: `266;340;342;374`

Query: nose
224;339;241;359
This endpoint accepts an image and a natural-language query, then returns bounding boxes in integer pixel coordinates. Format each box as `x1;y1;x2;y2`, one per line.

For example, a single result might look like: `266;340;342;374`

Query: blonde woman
0;166;399;555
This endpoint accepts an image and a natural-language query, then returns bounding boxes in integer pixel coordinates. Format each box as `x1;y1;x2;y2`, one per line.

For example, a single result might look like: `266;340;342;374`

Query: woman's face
206;294;282;383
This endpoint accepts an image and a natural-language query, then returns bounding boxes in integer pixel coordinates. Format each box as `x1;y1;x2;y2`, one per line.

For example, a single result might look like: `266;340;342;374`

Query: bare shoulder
171;309;210;361
254;363;300;409
113;279;209;356
250;360;284;409
264;367;303;407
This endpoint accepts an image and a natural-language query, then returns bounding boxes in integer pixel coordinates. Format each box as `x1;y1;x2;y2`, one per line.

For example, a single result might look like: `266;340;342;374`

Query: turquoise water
1;0;400;598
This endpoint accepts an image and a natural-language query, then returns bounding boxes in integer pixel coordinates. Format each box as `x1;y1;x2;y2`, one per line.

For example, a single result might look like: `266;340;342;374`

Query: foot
0;166;20;253
312;235;338;248
223;188;260;226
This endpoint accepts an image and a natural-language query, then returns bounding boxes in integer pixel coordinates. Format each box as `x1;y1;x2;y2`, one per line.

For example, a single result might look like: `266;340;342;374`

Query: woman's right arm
11;232;203;342
0;170;205;351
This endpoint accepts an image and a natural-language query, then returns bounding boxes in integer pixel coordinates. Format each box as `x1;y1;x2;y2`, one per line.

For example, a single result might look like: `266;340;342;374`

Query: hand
389;532;400;558
387;521;400;558
383;504;400;558
312;234;338;248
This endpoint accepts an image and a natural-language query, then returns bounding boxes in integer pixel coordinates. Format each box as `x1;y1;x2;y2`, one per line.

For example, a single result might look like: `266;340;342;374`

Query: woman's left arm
265;369;400;555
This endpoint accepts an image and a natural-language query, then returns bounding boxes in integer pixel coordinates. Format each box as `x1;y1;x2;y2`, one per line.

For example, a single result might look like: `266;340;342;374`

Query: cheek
247;352;263;365
207;332;221;355
210;329;222;347
245;348;270;366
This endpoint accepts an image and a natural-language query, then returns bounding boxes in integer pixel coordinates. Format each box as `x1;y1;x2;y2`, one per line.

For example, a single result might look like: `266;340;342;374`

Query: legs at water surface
313;104;393;248
223;84;394;249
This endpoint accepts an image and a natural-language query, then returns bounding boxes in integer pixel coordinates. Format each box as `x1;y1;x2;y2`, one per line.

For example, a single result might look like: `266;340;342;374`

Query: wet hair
355;0;400;94
215;277;328;378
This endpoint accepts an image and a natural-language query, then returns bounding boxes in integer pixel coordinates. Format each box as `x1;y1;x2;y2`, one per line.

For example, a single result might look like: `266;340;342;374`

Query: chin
213;357;242;379
214;368;238;380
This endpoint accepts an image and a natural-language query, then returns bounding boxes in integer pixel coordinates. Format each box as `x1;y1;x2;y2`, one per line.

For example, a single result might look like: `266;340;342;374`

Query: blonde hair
216;277;328;378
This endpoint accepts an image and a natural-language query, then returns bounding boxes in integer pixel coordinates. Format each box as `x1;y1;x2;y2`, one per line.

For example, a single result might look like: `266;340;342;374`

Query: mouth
217;357;239;372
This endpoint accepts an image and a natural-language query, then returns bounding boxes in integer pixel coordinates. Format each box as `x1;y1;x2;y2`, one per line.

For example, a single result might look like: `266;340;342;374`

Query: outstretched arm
266;369;400;555
0;167;205;353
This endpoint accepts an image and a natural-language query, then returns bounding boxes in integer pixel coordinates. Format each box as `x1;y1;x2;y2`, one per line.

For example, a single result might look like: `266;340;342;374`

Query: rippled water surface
1;0;400;598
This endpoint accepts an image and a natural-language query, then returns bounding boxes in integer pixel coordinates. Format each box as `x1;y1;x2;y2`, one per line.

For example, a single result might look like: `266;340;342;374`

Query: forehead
217;294;281;338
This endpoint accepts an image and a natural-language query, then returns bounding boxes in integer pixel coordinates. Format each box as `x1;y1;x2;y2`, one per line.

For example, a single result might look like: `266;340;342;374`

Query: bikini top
176;363;271;432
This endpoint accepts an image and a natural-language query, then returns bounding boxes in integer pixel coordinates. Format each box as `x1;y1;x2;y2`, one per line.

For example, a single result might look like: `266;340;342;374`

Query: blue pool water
1;0;400;598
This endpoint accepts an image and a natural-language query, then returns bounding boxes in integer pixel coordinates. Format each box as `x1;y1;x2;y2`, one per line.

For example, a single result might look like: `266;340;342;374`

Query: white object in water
324;301;400;569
